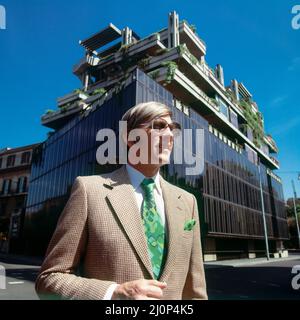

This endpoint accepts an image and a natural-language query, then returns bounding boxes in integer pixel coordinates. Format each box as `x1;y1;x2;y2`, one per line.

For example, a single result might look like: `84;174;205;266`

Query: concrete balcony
41;100;89;130
41;91;89;130
153;66;279;170
264;135;279;154
159;21;206;59
57;91;88;108
270;156;280;168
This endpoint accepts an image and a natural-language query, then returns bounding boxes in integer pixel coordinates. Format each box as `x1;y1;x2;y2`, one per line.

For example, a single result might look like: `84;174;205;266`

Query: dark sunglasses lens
152;119;168;130
170;122;181;131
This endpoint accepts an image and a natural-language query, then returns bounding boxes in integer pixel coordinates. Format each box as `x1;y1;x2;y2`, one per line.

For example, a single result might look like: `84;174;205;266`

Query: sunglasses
139;117;181;136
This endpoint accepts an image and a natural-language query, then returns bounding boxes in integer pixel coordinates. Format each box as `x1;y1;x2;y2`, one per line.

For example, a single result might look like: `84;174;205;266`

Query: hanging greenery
161;61;178;84
92;88;106;96
239;99;264;148
137;57;151;69
45;109;55;115
176;44;199;66
148;70;160;80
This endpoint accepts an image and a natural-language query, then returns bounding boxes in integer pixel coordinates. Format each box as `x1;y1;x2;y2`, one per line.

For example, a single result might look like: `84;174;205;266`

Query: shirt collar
126;164;162;195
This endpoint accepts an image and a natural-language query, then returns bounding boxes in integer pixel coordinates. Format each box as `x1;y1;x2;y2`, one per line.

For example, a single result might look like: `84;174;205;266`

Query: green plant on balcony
161;61;178;84
177;43;189;56
265;134;279;153
239;99;264;148
182;19;197;33
92;88;107;96
155;48;169;56
45;109;55;115
59;102;71;113
118;43;134;57
148;69;160;80
189;24;197;33
60;106;68;113
225;90;241;106
189;54;199;66
73;88;83;94
176;44;199;66
209;97;219;108
137;57;151;69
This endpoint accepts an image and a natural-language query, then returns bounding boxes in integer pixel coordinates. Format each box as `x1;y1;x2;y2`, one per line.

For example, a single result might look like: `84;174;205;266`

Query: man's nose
164;126;174;137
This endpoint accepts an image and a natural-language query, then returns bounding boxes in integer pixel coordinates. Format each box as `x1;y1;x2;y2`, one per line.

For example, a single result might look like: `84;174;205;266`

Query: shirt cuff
103;283;119;300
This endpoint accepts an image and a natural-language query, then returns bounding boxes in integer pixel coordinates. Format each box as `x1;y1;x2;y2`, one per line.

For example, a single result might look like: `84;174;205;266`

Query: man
35;101;207;300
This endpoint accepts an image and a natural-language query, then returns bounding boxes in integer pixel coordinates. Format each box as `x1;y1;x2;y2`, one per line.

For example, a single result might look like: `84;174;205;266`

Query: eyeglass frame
137;116;181;135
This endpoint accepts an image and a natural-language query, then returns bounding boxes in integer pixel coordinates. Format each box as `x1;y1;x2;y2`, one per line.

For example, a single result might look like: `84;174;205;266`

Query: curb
204;255;300;268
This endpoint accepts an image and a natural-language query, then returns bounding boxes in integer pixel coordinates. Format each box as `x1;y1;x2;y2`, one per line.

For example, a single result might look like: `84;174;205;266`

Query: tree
285;200;300;249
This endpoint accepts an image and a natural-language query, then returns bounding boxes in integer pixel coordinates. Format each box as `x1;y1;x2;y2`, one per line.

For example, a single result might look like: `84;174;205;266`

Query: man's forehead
156;115;172;122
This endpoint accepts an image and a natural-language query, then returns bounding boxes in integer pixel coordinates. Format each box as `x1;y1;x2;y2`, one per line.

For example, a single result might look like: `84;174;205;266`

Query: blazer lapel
105;166;154;278
159;176;186;282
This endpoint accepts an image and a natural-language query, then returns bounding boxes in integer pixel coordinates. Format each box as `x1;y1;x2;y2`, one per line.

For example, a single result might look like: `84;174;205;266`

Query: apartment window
217;97;229;119
260;143;269;156
229;109;238;128
21;151;31;164
245;144;258;165
16;176;28;193
2;179;12;195
6;155;16;167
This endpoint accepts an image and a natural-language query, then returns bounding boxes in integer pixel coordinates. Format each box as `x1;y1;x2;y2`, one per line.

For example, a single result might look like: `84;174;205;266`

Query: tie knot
141;178;155;195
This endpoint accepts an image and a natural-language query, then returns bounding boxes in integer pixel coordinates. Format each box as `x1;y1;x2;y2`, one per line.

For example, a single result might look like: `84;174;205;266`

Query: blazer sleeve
182;194;208;300
35;177;117;300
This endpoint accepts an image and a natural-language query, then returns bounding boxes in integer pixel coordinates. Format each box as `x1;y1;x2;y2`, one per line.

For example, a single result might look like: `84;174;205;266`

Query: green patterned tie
141;178;166;280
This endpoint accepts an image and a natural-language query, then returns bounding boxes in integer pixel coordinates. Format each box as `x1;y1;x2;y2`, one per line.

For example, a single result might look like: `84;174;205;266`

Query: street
0;255;40;300
205;255;300;300
0;254;300;300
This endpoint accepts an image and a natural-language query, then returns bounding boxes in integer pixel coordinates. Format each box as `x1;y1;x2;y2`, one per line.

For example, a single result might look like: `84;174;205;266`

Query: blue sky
0;0;299;199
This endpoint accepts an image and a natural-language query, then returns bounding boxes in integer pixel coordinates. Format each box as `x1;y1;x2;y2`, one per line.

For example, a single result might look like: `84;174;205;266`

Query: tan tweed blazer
35;165;207;300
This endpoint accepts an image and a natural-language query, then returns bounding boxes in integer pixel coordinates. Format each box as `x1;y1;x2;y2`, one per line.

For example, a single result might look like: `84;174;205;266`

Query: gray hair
121;101;172;132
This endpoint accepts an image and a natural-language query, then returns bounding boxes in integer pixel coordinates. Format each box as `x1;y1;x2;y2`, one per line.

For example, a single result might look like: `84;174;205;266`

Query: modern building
24;12;288;260
0;143;40;253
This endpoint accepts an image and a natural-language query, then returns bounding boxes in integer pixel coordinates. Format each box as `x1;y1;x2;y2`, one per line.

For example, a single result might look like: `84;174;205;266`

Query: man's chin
157;154;171;165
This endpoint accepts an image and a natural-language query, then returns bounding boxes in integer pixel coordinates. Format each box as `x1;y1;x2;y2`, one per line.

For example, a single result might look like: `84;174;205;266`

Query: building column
231;79;240;101
83;50;91;91
168;11;180;49
203;238;217;262
247;240;256;259
122;27;133;46
215;64;224;86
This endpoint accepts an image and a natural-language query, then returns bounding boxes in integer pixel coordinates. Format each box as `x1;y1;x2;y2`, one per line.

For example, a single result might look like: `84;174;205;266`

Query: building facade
0;143;40;253
24;12;288;259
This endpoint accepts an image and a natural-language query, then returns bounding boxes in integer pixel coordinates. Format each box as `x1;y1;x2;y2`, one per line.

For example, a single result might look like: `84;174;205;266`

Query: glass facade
24;69;288;256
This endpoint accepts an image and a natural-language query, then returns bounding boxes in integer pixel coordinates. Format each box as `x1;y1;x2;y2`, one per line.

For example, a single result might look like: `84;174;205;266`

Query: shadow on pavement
5;268;40;283
205;264;300;300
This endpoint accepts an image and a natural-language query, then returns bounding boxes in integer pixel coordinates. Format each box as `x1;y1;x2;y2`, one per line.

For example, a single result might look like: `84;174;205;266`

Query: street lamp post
258;163;270;260
291;180;300;248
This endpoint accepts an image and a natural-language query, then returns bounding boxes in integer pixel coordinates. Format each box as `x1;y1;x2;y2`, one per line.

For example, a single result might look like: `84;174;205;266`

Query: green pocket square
184;219;196;231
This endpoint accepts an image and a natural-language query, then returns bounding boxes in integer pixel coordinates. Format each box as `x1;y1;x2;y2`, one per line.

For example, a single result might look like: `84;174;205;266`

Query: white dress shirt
125;164;166;226
103;164;166;300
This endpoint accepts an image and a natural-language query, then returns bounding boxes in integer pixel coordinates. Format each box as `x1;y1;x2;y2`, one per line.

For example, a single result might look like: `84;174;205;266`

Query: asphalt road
0;258;39;300
206;257;300;300
0;255;300;300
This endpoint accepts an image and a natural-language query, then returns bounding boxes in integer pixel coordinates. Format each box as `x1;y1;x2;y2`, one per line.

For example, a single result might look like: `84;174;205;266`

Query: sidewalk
204;253;300;268
1;252;300;269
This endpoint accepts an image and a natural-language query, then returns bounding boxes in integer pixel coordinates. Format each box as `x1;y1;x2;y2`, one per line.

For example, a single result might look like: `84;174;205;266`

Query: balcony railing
270;156;280;167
